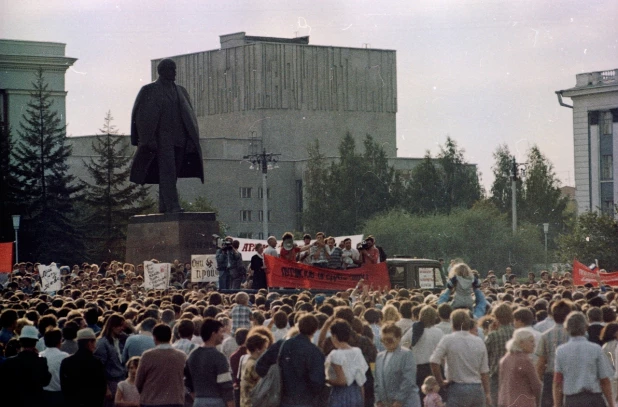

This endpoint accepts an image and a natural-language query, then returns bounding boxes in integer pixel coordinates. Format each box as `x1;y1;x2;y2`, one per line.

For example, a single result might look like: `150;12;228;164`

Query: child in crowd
240;333;270;407
447;263;480;310
421;376;444;407
115;356;140;407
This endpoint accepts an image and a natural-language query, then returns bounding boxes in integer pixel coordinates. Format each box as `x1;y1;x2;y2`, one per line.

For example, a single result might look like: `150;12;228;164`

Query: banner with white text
265;255;390;290
235;234;364;261
191;255;219;283
573;260;618;286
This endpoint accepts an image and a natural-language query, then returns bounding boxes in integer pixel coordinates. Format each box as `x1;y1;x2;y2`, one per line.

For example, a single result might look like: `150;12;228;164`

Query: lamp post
510;157;527;235
12;215;20;264
243;148;280;238
543;223;549;268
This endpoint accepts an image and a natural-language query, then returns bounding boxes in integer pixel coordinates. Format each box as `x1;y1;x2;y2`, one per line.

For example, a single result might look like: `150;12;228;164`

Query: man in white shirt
263;236;278;257
513;307;542;364
40;327;69;407
501;267;513;285
340;238;361;269
430;310;491;407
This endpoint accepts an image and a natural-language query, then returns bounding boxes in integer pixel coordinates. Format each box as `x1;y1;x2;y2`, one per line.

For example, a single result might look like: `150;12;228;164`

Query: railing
575;69;618;87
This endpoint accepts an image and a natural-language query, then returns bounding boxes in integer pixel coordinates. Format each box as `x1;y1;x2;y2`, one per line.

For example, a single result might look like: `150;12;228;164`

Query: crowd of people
0;255;617;407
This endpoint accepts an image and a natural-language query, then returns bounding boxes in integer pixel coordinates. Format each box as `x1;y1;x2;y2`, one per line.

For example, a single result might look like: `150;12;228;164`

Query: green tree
11;69;83;264
363;205;544;274
489;144;523;216
556;210;618;271
302;139;333;233
404;151;444;214
80;111;154;262
438;137;483;213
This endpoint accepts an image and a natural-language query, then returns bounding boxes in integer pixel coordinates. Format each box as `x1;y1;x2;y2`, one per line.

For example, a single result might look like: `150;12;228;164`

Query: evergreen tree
80;111;154;262
489;144;522;216
405;151;444;214
0;125;19;244
302;140;332;233
11;69;83;264
437;137;483;214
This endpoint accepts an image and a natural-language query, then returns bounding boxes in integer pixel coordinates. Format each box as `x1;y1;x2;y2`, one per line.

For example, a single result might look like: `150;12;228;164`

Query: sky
2;0;617;191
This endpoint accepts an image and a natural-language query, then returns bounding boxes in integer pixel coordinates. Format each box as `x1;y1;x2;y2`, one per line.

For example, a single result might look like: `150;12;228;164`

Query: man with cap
0;325;52;406
60;328;108;407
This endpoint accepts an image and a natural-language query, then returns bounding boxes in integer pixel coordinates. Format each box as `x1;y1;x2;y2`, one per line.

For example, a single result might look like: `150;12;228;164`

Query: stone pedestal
125;212;219;266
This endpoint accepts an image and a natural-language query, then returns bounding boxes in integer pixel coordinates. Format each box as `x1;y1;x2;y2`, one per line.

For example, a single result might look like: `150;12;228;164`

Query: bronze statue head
157;59;176;81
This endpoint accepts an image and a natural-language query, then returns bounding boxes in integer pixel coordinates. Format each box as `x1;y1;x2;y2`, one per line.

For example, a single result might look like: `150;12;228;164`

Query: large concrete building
557;68;618;217
149;32;398;238
0;39;76;135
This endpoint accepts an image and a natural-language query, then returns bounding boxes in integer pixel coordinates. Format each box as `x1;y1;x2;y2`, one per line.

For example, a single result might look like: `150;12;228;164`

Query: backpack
250;341;285;407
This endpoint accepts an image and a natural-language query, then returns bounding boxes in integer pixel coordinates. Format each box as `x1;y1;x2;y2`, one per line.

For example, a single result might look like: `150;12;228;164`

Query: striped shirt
485;324;514;377
536;323;569;374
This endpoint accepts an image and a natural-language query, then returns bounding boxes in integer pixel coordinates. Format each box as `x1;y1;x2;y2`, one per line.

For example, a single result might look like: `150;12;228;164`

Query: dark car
386;258;445;291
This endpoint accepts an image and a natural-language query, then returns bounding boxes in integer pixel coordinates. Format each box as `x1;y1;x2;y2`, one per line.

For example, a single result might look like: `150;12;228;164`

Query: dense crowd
0;255;616;407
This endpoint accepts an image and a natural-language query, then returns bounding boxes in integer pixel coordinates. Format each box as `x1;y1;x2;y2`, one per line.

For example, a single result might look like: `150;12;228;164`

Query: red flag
572;259;618;286
0;243;14;273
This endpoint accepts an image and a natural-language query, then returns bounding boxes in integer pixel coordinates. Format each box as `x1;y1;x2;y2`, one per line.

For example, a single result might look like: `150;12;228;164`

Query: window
240;187;252;198
240;210;252;222
238;232;253;239
258;188;271;199
258;210;272;221
598;110;614;215
601;155;613;180
257;232;264;239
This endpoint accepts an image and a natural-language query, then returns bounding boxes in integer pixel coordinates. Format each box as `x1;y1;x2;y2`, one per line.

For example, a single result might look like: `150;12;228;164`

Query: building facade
557;69;618;216
0;39;76;135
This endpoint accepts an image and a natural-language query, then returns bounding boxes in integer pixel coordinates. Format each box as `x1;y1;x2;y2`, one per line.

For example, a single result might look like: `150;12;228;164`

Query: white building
557;69;618;216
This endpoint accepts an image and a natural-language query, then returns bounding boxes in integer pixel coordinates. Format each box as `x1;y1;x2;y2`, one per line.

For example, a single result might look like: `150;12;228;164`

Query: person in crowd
497;328;541;407
280;231;301;261
375;322;421;407
122;317;156;364
485;303;515;404
0;309;18;345
501;267;513;285
85;307;102;334
185;318;234;407
587;306;604;345
94;313;127;405
231;292;252;334
326;237;344;269
216;236;240;290
230;328;249;407
0;325;51;406
310;232;331;268
421;376;445;407
430;309;491;407
341;238;362;269
172;319;197;355
554;311;614;407
297;234;313;264
325;319;369;407
600;322;618;404
40;327;70;407
230;240;246;289
435;303;452;335
36;314;59;351
115;357;140;407
441;263;480;311
264;236;279;257
250;243;268;290
61;320;80;354
359;236;380;264
402;305;444;403
135;323;187;407
240;332;270;407
536;299;573;407
60;328;108;407
280;313;326;407
513;307;542;364
396;300;414;335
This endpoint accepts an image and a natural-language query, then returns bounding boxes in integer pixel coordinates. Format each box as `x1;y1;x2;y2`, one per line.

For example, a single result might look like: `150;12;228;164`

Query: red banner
0;243;14;273
265;255;391;291
572;259;618;286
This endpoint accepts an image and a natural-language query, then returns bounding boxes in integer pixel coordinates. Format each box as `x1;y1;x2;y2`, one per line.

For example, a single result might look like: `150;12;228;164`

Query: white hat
76;328;97;340
20;325;39;340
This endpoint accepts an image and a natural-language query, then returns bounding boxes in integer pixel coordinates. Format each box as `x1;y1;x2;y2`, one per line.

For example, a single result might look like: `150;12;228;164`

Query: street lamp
12;215;20;264
511;157;527;235
543;223;549;268
243;148;280;238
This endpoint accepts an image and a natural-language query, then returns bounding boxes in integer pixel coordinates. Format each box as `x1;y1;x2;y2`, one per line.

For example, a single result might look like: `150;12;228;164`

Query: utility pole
511;157;518;235
243;148;280;238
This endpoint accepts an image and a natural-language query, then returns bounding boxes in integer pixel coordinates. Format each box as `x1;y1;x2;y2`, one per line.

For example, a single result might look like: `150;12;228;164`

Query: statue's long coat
129;81;204;185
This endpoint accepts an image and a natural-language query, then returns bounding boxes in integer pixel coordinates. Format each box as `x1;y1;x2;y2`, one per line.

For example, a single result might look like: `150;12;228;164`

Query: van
386;258;445;291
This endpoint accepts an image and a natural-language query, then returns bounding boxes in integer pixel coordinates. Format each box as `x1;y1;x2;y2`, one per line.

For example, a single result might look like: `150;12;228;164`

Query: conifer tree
80;111;154;262
11;69;83;263
0;125;19;244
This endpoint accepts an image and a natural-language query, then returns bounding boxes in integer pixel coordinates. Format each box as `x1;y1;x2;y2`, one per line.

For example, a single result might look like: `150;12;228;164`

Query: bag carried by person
250;340;285;407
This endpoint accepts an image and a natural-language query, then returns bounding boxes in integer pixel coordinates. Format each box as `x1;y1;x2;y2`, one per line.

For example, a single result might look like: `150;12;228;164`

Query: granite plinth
125;212;219;265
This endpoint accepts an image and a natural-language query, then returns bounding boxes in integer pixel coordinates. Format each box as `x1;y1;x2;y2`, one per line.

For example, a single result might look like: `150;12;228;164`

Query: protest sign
418;267;435;289
39;264;62;292
265;256;390;290
143;261;170;290
191;255;218;282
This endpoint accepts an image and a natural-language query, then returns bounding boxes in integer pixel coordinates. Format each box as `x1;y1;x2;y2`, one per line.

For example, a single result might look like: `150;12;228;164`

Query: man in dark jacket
60;328;107;407
0;325;51;407
129;58;204;214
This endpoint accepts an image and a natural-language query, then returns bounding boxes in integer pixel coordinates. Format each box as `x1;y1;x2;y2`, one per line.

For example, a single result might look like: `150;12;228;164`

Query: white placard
143;262;170;290
39;264;62;292
191;255;218;282
419;267;435;289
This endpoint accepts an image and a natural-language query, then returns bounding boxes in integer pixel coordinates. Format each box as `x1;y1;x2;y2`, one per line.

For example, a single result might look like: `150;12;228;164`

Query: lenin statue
129;58;204;213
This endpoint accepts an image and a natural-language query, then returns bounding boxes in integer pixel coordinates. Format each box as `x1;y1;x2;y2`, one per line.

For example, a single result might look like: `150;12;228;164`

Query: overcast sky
2;0;617;190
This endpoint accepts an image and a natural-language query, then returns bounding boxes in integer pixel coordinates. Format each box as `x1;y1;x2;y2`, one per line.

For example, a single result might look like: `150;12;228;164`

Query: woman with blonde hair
498;328;541;407
381;304;401;324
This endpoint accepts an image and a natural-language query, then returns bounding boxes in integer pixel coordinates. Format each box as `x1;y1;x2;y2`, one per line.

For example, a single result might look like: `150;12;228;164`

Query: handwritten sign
191;255;218;282
418;267;435;289
143;262;170;290
39;264;61;292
